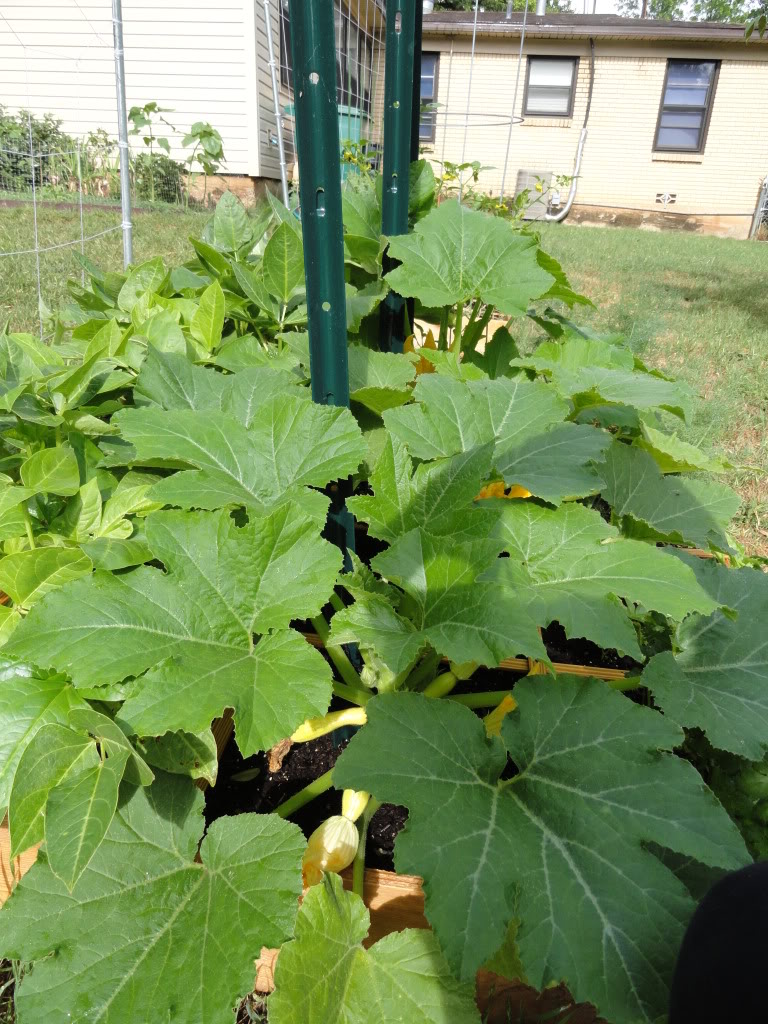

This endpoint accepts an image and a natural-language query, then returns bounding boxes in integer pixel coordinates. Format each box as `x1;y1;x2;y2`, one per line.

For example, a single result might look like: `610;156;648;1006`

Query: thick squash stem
291;707;367;743
422;670;458;699
275;768;334;819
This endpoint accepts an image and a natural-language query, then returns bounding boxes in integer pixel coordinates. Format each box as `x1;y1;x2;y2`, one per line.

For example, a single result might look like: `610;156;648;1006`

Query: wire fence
1;0;552;339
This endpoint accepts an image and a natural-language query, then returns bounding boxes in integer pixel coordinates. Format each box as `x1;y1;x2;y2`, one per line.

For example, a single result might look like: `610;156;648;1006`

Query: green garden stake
379;0;416;353
288;0;354;564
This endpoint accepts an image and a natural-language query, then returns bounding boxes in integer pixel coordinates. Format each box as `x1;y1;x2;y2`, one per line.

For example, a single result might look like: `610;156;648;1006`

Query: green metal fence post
379;1;416;353
288;0;350;409
288;0;354;563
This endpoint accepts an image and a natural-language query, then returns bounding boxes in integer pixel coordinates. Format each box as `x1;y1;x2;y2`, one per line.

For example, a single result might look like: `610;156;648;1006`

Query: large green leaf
511;337;692;421
599;441;739;550
334;684;749;1023
137;728;219;786
347;346;415;415
495;422;610;504
134;346;228;411
642;556;768;759
263;221;305;304
212;191;253;253
6;506;339;756
20;447;80;496
270;874;480;1024
636;414;734;474
0;548;92;609
384;375;568;462
349;435;495;543
46;746;129;890
488;502;718;659
0;775;305;1024
0;663;87;813
385;200;554;315
117;257;166;313
330;527;546;673
190;281;225;352
8;723;96;859
114;394;362;519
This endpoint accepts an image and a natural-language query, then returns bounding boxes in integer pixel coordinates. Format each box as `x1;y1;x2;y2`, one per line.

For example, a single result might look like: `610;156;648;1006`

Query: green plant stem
450;690;510;709
451;301;464;355
438;306;450;350
23;510;35;550
275;769;334;819
333;681;372;706
464;298;482;337
463;304;495;352
329;591;345;615
423;670;458;699
352;796;381;898
404;652;441;692
311;614;363;692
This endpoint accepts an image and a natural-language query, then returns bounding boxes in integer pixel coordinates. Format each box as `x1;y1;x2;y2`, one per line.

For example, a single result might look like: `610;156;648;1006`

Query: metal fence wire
0;0;558;339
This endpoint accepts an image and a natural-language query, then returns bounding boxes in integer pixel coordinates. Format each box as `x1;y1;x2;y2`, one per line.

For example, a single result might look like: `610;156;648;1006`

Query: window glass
524;58;577;117
654;60;718;152
419;52;439;142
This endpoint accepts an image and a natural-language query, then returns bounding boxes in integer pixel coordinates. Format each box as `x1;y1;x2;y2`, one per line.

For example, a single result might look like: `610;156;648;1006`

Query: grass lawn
1;204;766;554
537;223;768;557
0;202;206;334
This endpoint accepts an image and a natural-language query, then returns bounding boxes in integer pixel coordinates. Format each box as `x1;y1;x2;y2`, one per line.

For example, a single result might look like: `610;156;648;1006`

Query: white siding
0;0;259;175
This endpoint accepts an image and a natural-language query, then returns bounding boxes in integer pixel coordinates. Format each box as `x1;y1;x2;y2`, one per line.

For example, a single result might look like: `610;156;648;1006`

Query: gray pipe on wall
535;0;547;15
544;36;595;222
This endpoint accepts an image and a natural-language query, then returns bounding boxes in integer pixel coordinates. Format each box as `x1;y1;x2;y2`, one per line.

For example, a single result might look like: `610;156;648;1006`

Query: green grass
536;223;768;556
1;206;766;553
0;202;206;335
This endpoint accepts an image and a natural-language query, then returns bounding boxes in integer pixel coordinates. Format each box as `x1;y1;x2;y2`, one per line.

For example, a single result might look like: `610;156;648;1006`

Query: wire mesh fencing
272;0;388;190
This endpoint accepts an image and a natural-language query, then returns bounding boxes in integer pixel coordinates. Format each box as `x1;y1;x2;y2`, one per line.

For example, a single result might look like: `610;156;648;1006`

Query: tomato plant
0;179;764;1024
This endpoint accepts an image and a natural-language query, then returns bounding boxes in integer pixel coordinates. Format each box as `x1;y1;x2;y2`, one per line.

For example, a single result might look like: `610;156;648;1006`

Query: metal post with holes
379;0;416;353
112;0;133;268
288;0;354;562
410;2;424;163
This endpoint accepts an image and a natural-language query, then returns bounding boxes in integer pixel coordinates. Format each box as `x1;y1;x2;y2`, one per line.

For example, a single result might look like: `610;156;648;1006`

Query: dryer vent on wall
515;169;553;220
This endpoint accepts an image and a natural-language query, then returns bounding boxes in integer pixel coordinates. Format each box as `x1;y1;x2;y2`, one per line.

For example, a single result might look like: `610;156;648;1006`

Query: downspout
544;36;595;222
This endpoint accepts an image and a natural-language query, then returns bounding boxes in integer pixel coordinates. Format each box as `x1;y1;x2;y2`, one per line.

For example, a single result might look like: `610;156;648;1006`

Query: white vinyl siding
0;0;259;175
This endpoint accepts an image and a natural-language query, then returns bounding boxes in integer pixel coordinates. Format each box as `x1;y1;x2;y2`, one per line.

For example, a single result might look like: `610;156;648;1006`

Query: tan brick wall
420;35;768;237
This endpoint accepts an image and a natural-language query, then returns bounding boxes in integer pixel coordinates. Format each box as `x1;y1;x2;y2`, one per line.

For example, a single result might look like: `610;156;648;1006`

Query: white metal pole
263;0;290;205
112;0;133;268
459;0;481;198
27;113;44;340
499;0;529;201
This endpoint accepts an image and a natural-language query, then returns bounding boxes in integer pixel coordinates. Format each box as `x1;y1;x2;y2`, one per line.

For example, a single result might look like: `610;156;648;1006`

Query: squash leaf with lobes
384;199;555;315
0;775;305;1024
270;873;480;1024
334;683;749;1024
6;505;340;756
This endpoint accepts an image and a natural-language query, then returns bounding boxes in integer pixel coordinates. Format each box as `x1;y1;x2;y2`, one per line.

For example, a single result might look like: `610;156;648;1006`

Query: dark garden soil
204;730;407;871
541;622;639;672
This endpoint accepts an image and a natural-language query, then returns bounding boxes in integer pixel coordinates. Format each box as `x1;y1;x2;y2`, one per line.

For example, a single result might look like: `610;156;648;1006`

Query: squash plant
0;188;765;1024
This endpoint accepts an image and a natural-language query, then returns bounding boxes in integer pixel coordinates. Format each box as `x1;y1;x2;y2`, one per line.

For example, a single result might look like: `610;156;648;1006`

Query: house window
280;2;374;115
279;1;292;90
654;60;719;153
419;52;439;143
523;57;578;117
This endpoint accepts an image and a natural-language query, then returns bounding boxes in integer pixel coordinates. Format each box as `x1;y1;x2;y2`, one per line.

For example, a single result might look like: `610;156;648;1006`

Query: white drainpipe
545;38;595;222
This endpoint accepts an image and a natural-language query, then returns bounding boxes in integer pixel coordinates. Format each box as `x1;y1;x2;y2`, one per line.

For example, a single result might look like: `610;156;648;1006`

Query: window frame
419;51;440;145
522;55;579;119
653;58;720;155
